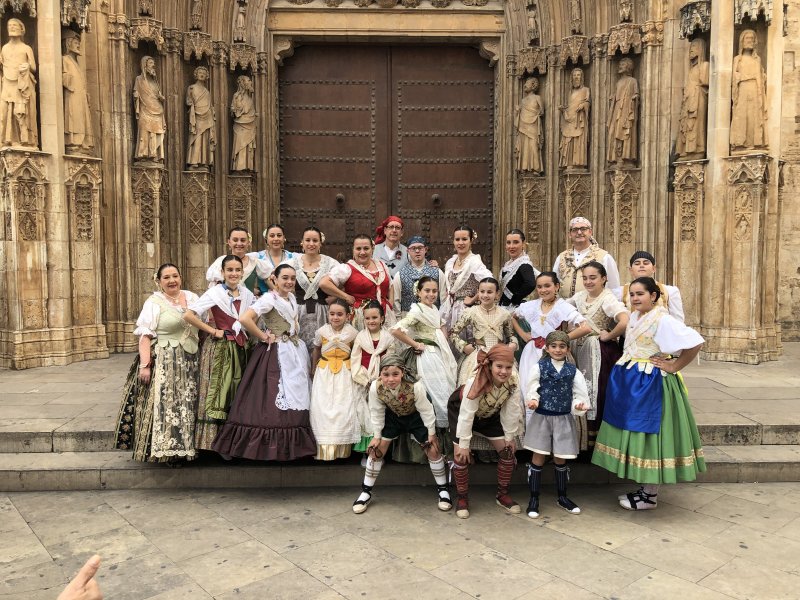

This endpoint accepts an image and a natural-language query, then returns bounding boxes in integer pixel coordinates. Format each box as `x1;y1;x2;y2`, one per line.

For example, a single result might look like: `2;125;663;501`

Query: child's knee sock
363;456;384;488
428;456;447;486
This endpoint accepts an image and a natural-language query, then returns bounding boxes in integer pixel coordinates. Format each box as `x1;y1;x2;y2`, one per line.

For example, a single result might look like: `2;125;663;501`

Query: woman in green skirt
591;277;705;511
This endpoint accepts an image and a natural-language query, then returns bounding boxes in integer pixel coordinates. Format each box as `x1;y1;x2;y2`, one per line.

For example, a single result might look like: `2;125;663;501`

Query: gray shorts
523;413;579;459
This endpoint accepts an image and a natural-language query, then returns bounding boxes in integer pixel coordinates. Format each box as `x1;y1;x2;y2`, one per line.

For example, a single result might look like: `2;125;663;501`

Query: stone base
105;321;138;353
699;325;782;365
0;325;109;370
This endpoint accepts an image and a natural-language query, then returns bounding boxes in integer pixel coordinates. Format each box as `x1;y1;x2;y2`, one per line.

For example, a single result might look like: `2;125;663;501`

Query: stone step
2;446;800;492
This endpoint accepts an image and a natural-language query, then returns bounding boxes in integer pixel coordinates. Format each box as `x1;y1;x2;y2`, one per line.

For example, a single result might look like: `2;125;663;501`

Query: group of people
115;215;705;520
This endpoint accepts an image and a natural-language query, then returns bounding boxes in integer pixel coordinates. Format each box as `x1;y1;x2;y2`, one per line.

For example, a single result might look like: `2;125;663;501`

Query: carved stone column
558;170;591;229
520;175;546;266
227;173;255;231
672;160;705;326
604;167;640;271
132;164;167;309
182;170;215;293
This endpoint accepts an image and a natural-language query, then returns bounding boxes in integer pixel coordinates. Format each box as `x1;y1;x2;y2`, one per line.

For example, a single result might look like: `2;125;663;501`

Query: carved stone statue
731;29;768;152
234;3;247;42
190;0;203;30
186;66;215;168
570;0;583;34
607;57;639;164
559;67;590;169
526;0;539;45
62;30;93;154
133;55;166;162
0;18;38;148
619;0;633;22
677;38;709;158
138;0;153;16
515;77;544;173
231;75;256;171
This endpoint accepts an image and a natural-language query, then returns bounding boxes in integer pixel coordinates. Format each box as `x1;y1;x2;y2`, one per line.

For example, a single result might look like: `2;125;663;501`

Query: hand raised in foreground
57;554;103;600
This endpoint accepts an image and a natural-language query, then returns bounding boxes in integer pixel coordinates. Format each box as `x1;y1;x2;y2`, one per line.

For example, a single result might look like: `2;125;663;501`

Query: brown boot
495;447;521;514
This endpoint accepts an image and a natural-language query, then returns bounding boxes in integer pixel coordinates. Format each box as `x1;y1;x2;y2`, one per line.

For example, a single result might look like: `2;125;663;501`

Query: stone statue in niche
730;29;768;152
570;0;583;34
138;0;154;16
186;66;215;168
526;0;539;45
231;75;256;172
234;2;247;42
607;57;639;164
190;0;203;30
133;55;166;162
676;38;709;159
619;0;633;23
0;18;38;148
62;30;93;154
515;77;544;173
559;67;590;169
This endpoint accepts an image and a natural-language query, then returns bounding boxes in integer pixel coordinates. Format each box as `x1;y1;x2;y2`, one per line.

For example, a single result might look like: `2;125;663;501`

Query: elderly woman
319;234;397;330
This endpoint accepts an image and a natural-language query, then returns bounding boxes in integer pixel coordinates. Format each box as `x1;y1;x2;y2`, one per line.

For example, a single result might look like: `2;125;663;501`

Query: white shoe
619;490;657;511
352;489;372;514
437;486;453;512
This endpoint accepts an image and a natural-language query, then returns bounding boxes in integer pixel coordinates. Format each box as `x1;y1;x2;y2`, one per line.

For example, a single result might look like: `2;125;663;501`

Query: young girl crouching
524;331;590;518
352;354;451;514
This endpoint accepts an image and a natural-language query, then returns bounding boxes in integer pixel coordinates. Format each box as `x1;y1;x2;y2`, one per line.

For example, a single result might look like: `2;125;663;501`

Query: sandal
455;496;470;519
619;489;657;511
436;485;452;511
352;485;373;514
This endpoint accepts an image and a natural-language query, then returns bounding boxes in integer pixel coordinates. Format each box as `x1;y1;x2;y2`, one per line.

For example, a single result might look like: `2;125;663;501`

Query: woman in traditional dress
513;272;591;401
183;255;255;453
289;226;339;353
211;264;316;460
440;225;493;335
256;223;295;294
568;260;628;452
310;300;360;460
499;229;539;309
319;234;396;330
115;263;200;464
207;226;270;295
592;277;705;511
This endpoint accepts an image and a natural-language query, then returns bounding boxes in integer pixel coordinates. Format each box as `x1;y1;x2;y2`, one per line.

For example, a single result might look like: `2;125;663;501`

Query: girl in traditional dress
211;264;317;460
513;272;591;400
592;277;706;511
319;234;396;330
289;226;339;353
568;261;628;452
183;255;255;453
450;277;517;386
391;276;458;456
352;354;451;514
524;331;590;518
207;226;270;295
310;300;360;460
440;225;493;335
256;223;295;294
449;344;523;519
350;300;395;460
115;264;200;464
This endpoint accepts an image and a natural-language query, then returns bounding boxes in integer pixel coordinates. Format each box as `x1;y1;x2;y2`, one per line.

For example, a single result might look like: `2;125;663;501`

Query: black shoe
557;495;581;514
352;485;373;514
526;495;540;519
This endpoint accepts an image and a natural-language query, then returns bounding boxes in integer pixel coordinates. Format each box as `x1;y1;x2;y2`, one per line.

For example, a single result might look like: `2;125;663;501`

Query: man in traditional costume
552;216;621;298
613;251;685;322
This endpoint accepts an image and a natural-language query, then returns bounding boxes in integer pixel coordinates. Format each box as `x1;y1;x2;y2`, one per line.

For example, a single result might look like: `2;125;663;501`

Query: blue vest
399;263;441;312
536;357;576;415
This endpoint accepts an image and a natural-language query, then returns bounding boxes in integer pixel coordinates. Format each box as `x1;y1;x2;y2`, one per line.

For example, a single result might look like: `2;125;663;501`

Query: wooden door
279;45;495;265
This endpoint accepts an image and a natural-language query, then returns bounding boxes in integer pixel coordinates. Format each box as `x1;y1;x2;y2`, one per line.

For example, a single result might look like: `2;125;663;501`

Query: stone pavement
3;483;800;599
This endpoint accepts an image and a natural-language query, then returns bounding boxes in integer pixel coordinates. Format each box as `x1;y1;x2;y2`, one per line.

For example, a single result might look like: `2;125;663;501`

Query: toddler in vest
523;330;589;518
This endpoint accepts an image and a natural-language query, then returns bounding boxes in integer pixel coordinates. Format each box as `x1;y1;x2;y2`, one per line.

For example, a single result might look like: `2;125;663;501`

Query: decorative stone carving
61;0;92;31
676;38;709;159
186;66;215;168
642;21;664;47
607;58;639;165
619;0;632;22
479;40;500;67
234;1;247;42
607;168;639;244
559;67;590;169
164;28;182;54
129;17;165;52
558;36;590;66
559;171;591;222
190;0;202;30
673;161;705;242
132;165;165;243
229;42;257;72
0;149;48;243
107;14;129;42
590;34;608;59
515;77;544;173
183;30;212;61
506;54;517;78
133;55;166;162
569;0;583;35
227;174;254;227
516;47;547;77
0;19;38;148
231;75;256;172
138;0;153;16
526;0;539;45
212;40;229;66
678;1;712;39
607;23;642;55
64;156;101;242
182;171;211;244
274;37;295;66
0;0;36;17
62;31;94;154
735;0;773;24
731;29;768;153
521;175;545;245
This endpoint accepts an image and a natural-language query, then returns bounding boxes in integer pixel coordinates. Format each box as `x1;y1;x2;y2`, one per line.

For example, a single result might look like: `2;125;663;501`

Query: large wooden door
279;45;494;265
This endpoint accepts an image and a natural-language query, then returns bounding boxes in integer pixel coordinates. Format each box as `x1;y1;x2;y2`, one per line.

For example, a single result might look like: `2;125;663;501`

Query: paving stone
615;570;734;600
93;552;193;600
696;493;799;533
215;568;342;600
145;515;251;562
244;512;347;554
334;559;471;599
27;503;130;547
701;523;800;575
282;532;394;583
141;582;214;599
49;523;157;573
699;556;800;600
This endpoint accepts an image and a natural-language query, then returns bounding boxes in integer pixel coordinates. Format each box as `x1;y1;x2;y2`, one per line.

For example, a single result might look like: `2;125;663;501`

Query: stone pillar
672;160;706;327
559;170;591;226
520;175;546;266
227;173;255;230
132;164;167;308
182;170;214;293
605;167;640;272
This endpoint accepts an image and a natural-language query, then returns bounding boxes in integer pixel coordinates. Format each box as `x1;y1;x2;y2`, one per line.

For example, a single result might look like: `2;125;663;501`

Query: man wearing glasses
391;236;446;317
374;216;409;276
552;216;621;298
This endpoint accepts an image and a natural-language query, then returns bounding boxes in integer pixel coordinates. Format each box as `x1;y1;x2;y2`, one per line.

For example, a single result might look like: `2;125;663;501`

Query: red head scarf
467;344;516;399
374;216;404;245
